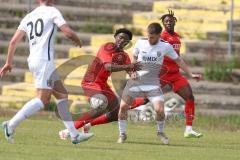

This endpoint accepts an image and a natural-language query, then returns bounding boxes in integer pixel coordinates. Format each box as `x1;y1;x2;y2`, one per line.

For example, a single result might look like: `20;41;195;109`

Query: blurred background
0;0;239;119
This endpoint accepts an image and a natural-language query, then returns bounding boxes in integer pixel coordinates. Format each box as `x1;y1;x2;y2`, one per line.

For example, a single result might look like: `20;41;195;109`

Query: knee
154;106;165;121
56;94;68;100
40;97;51;106
186;94;194;101
120;104;129;113
106;109;119;121
155;107;164;115
154;103;165;116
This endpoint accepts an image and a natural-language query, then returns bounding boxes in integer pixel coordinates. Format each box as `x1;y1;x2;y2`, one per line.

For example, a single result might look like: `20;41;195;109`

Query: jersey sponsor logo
142;56;157;61
172;44;181;50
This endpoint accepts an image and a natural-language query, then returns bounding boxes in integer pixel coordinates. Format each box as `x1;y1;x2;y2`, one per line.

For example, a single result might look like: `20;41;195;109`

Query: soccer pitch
0;117;239;160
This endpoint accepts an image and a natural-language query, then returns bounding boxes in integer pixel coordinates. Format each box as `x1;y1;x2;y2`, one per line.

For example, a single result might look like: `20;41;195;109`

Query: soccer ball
89;94;108;110
139;105;155;121
164;97;185;119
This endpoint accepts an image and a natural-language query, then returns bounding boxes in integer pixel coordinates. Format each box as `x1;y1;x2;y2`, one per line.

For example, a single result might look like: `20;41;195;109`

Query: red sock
130;97;146;109
74;112;93;129
90;114;109;126
185;100;195;126
74;120;85;129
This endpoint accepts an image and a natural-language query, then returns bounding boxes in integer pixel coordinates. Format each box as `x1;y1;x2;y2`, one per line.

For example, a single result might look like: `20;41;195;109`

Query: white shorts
28;60;60;89
123;80;164;103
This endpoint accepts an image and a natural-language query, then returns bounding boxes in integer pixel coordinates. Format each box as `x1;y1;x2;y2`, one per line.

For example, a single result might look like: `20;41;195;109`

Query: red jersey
160;31;181;73
82;42;131;89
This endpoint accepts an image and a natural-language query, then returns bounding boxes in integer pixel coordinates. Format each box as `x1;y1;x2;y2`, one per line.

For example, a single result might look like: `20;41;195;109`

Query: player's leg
82;106;119;133
8;88;50;128
74;87;117;128
59;108;104;139
173;75;202;138
72;87;108;128
129;84;172;110
2;89;49;143
83;98;148;133
87;96;148;128
117;95;133;143
82;92;119;131
81;97;149;133
2;60;52;143
53;80;93;143
149;93;169;145
74;108;105;129
58;87;116;139
129;97;149;109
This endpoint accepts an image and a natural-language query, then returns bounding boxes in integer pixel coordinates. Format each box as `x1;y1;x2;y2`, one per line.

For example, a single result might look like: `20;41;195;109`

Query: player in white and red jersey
0;0;92;144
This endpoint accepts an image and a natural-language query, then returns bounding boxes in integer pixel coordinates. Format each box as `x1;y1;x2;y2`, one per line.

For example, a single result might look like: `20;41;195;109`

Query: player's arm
174;57;201;80
104;62;141;72
59;24;82;47
0;30;25;78
126;40;141;78
104;51;141;72
128;54;138;79
165;44;201;81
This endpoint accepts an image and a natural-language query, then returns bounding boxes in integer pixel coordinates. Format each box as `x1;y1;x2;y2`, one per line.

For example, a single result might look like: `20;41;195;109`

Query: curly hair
160;9;177;22
114;28;132;40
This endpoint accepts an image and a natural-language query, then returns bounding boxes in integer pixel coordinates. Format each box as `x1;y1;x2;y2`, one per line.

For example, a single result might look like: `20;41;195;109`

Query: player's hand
0;63;12;78
130;71;138;80
191;73;201;81
126;62;142;72
75;40;82;48
135;62;142;71
132;62;142;71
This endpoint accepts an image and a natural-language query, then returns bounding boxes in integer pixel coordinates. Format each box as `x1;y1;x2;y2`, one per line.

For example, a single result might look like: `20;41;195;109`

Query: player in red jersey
159;10;202;138
58;28;145;139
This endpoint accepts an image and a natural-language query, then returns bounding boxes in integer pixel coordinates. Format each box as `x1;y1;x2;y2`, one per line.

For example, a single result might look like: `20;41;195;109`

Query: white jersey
18;6;66;62
133;38;179;84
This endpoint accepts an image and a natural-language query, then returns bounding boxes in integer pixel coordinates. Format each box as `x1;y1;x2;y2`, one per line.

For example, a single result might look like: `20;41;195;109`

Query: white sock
118;120;127;136
156;121;165;133
8;98;44;130
56;99;78;138
185;125;192;132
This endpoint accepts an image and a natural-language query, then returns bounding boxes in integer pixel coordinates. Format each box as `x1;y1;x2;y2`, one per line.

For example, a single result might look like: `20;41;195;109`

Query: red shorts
160;72;189;92
82;82;118;108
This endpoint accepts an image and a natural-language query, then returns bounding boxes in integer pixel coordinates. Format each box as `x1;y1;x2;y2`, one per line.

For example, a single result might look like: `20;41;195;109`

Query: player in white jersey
117;23;201;144
0;0;93;144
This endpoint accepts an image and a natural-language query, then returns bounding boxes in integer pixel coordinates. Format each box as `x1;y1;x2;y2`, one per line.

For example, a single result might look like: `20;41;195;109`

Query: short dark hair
147;22;162;34
114;28;132;40
160;9;177;23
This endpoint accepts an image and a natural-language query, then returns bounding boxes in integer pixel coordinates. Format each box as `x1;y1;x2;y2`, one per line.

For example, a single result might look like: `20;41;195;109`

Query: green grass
0;117;240;160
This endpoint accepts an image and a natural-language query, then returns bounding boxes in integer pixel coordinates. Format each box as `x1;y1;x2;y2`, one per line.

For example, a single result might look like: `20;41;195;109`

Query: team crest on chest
157;51;162;57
